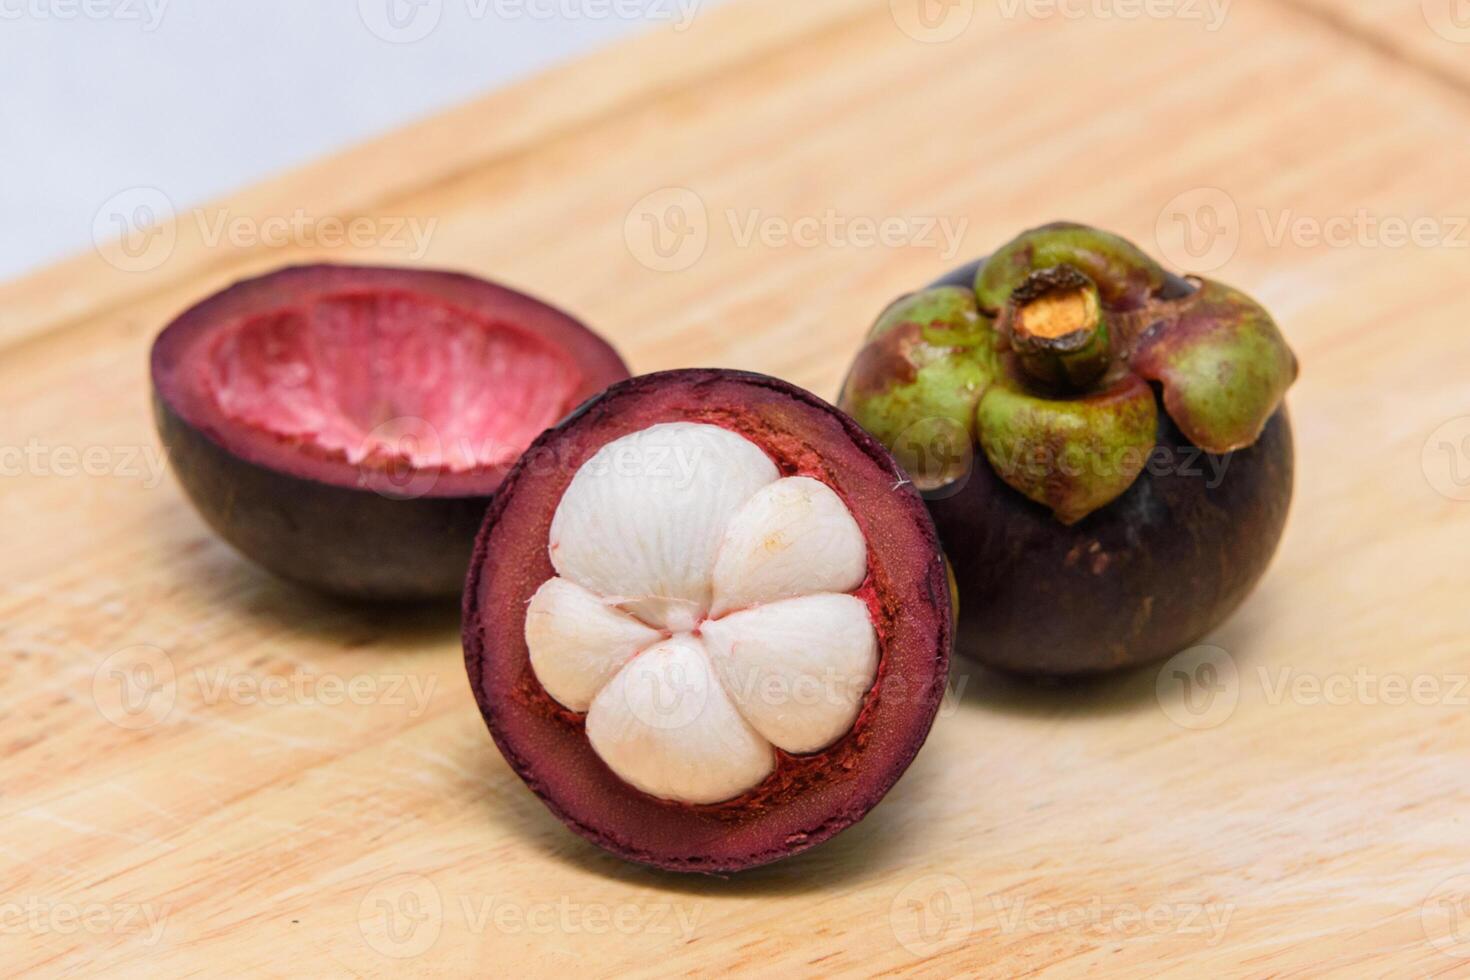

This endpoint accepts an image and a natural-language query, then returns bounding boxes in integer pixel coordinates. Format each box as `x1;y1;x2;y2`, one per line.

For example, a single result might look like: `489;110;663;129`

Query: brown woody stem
1002;266;1112;390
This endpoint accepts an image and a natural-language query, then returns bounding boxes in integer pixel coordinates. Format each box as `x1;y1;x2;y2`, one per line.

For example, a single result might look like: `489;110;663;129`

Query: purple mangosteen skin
154;394;491;600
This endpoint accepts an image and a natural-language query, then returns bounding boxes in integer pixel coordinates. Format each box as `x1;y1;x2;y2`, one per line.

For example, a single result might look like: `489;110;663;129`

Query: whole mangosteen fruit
838;222;1298;676
462;369;952;872
151;264;629;600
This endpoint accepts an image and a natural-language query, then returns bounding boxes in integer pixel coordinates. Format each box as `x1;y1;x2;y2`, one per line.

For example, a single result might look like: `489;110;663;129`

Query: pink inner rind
462;369;953;873
208;290;580;472
151;264;630;498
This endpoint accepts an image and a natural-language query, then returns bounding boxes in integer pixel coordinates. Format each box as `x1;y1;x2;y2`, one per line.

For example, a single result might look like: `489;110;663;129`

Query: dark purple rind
462;369;952;873
155;393;489;599
149;263;630;599
931;407;1293;675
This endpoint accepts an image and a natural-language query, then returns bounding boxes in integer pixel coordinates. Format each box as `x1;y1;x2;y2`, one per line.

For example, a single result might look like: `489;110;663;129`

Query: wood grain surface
3;0;1469;975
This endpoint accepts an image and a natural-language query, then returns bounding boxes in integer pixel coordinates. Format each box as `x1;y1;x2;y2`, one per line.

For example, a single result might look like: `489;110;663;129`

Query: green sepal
976;373;1159;524
1130;279;1299;453
839;287;1000;490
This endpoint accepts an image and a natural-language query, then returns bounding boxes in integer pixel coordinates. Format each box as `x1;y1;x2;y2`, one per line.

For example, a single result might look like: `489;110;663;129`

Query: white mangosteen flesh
527;422;878;805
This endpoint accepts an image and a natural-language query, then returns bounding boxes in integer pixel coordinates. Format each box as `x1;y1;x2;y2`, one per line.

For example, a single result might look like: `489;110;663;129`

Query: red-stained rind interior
151;264;629;498
463;369;953;873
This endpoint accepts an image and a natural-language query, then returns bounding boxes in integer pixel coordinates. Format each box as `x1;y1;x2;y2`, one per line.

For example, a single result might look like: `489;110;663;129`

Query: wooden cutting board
4;0;1468;975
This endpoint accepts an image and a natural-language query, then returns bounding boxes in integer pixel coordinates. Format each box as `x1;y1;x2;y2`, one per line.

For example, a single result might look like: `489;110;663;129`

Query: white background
0;0;718;280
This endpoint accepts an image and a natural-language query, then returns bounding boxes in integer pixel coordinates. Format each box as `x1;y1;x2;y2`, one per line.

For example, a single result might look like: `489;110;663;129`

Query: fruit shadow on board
455;719;957;893
147;502;464;651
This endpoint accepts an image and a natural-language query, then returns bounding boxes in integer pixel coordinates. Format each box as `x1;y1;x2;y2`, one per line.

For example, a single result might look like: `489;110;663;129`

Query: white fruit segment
701;595;878;754
585;637;774;805
549;423;779;632
525;578;664;712
526;422;879;805
710;477;868;617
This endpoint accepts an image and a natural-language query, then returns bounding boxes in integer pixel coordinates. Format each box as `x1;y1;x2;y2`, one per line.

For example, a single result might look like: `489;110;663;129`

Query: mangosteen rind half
150;263;630;599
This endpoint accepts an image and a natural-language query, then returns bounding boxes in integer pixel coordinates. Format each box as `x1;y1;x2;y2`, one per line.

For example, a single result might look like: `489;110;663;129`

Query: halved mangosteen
151;264;629;600
462;369;952;873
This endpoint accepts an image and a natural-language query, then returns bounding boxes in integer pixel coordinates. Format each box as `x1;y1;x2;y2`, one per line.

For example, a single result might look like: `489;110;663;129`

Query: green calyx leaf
839;287;1000;490
1130;279;1299;454
866;286;990;346
976;374;1159;525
